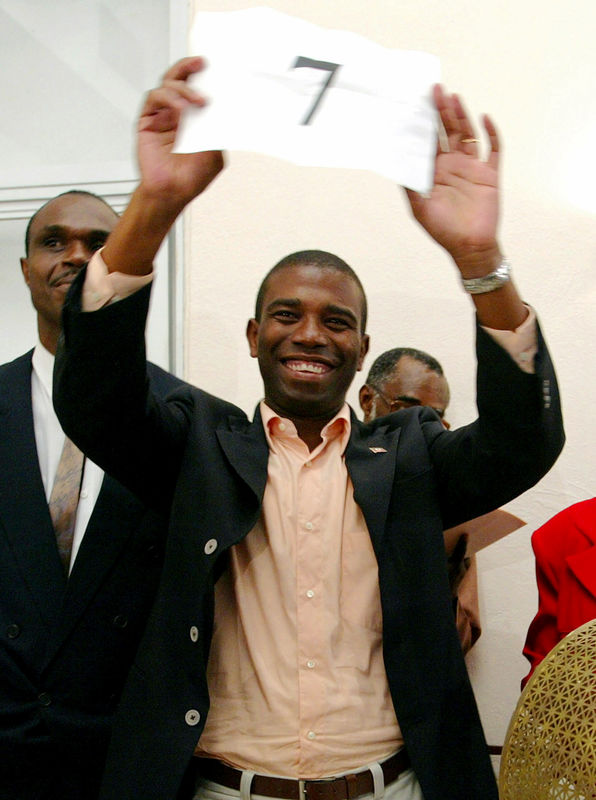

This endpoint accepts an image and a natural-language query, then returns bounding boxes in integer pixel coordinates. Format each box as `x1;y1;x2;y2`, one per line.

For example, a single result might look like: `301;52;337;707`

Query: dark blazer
522;497;596;688
0;349;181;800
54;279;564;800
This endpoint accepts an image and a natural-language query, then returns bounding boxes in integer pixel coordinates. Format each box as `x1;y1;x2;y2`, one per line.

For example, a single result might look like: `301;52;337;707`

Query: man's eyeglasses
372;386;447;422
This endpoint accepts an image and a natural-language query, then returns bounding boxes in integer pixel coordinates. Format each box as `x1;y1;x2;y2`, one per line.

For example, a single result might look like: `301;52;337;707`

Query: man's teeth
287;361;327;374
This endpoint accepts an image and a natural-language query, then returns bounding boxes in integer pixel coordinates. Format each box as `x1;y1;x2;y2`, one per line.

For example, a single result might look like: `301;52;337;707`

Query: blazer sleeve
54;270;191;514
423;319;565;530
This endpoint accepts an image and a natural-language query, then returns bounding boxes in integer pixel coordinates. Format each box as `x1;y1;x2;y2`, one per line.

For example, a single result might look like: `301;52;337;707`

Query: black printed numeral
291;57;341;125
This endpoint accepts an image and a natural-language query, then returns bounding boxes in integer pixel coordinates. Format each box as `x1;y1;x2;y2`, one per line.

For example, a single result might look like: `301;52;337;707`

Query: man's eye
43;237;63;249
326;318;350;329
89;239;107;252
273;310;297;321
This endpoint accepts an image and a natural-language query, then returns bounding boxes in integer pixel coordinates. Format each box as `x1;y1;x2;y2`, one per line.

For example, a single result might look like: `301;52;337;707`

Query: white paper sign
175;8;440;193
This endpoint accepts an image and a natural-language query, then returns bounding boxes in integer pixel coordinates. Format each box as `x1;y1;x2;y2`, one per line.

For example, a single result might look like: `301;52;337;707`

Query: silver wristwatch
461;259;511;294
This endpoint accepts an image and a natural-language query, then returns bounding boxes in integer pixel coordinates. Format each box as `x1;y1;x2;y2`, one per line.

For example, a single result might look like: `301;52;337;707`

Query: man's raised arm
406;85;527;333
103;57;224;277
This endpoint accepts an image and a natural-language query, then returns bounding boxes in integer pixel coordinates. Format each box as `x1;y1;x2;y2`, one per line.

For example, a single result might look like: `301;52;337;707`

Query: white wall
185;0;596;769
0;0;180;371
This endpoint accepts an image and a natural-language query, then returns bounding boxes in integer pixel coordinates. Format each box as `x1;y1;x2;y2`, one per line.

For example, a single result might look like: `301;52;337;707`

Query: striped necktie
49;437;85;574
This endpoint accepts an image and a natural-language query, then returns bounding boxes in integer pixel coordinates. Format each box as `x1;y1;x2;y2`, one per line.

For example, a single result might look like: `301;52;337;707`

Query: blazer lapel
0;353;66;629
216;407;269;503
345;412;401;546
216;406;400;545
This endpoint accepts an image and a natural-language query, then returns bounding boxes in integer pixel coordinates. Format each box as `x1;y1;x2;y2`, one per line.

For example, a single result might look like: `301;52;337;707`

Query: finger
483;113;500;169
432;84;448;117
435;89;467;152
138;87;200;133
450;94;480;155
142;85;206;117
436;88;481;156
162;56;206;83
161;78;207;108
433;87;461;139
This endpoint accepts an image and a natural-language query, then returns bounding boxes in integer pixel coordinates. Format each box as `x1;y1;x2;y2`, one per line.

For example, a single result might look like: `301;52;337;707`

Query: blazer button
185;709;201;726
6;623;21;639
38;692;52;707
204;539;218;555
190;626;199;642
113;615;129;629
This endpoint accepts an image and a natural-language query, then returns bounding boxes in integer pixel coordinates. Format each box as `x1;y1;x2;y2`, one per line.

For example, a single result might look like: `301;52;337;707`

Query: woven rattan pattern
499;618;596;799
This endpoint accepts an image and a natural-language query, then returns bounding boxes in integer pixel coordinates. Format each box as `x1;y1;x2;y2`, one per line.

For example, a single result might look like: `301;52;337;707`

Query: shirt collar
31;340;55;399
260;400;352;455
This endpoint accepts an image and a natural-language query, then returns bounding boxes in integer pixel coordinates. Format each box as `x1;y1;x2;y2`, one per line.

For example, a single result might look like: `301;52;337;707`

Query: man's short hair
365;347;444;388
24;190;117;256
254;250;368;333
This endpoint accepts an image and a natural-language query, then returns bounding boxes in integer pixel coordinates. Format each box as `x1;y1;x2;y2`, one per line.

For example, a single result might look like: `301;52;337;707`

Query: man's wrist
452;244;502;279
461;259;511;295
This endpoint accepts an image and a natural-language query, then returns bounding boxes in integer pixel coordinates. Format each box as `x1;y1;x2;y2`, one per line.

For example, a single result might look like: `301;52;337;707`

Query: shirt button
6;623;21;639
307;731;316;740
185;709;201;726
307;660;316;669
304;460;312;468
190;626;199;642
204;539;218;555
305;522;314;531
306;590;314;599
278;422;286;431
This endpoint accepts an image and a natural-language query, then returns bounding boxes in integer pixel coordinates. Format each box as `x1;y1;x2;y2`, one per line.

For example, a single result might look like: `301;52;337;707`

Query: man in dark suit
54;60;564;800
0;190;180;799
359;347;484;653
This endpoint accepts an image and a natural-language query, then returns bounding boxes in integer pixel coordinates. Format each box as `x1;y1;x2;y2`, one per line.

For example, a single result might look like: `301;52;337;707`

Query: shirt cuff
481;305;537;374
82;248;153;312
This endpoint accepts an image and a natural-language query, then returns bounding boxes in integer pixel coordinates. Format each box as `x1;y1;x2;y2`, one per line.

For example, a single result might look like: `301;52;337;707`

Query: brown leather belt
196;750;410;800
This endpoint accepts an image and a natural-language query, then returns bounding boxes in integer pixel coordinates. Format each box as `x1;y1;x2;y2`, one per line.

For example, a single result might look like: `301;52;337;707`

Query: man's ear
357;334;370;371
246;318;259;358
20;257;30;287
359;384;374;420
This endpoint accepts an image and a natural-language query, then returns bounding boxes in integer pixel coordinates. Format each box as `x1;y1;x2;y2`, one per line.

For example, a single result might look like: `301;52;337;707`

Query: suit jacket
522;497;596;688
54;278;564;800
0;349;181;800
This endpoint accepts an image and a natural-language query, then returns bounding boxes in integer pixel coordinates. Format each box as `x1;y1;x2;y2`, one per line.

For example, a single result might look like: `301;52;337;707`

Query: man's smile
49;269;80;289
282;357;335;377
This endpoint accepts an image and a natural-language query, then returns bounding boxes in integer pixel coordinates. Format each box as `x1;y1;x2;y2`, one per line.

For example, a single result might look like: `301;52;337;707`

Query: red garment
522;497;596;688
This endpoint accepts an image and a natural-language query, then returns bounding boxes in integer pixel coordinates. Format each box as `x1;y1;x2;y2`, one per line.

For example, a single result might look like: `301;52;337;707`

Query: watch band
461;258;511;294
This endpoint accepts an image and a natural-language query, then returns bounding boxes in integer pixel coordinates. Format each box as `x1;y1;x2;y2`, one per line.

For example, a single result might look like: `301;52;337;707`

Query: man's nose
63;239;91;266
292;316;327;345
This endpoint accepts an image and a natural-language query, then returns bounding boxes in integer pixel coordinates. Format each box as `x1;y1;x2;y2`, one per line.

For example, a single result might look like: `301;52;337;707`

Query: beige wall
185;0;596;767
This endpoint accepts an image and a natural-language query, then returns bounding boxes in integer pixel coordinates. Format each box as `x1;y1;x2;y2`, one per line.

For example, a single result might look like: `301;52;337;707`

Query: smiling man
21;192;117;353
54;60;564;800
248;251;369;449
0;191;181;800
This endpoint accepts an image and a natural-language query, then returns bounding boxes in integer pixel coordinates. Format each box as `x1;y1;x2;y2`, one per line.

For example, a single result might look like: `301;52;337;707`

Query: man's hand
406;85;500;277
102;58;224;275
137;57;224;207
